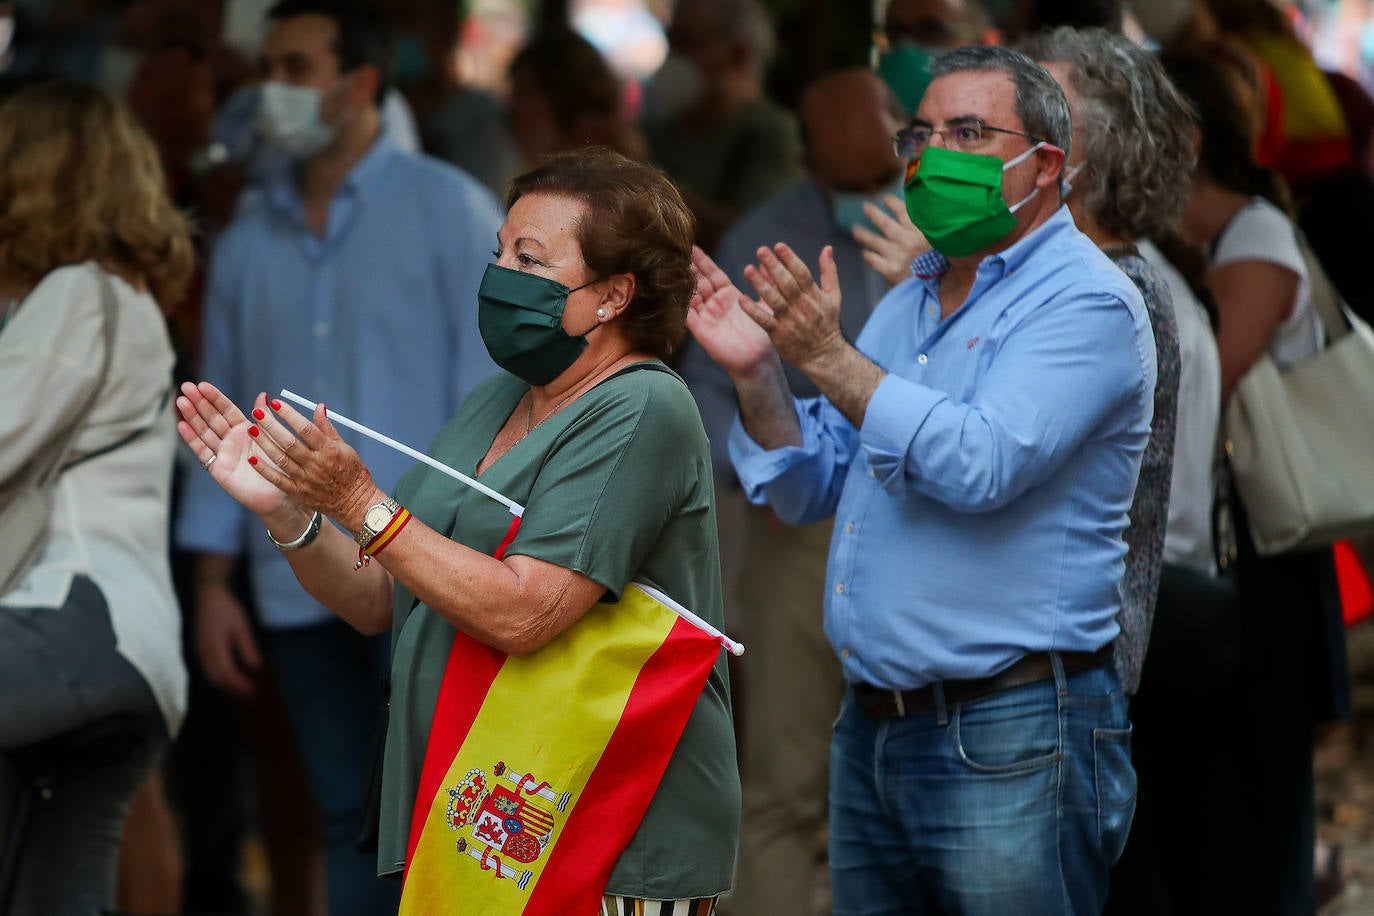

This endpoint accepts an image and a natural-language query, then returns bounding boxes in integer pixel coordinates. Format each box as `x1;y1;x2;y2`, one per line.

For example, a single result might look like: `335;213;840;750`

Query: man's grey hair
1020;27;1198;240
927;45;1073;160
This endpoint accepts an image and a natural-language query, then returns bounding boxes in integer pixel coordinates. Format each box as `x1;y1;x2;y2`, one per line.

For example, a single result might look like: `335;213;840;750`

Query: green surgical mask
478;264;600;386
876;42;939;116
902;142;1045;258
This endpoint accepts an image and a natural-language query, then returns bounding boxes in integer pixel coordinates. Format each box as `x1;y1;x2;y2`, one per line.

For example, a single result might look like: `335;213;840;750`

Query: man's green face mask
902;141;1046;258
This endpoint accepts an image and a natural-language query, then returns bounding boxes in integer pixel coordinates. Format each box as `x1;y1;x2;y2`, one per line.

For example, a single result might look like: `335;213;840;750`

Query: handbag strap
33;269;120;486
1294;231;1352;346
61;383;173;472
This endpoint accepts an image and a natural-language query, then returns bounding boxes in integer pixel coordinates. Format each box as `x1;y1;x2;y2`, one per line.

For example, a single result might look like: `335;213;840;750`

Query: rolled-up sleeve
728;394;857;525
860;291;1153;513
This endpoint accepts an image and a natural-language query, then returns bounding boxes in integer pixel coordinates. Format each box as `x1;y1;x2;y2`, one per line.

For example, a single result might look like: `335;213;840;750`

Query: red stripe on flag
494;515;522;561
405;515;525;870
522;617;720;914
404;634;507;870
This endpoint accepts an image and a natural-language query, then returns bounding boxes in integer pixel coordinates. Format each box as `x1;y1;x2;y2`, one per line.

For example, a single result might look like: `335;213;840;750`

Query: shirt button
845;522;854;532
841;648;852;659
917;354;928;364
869;468;876;478
313;321;329;337
835;584;845;594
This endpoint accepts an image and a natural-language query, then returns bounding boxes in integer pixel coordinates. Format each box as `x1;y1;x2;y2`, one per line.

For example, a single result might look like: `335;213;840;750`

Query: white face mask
1005;141;1047;214
644;52;706;122
258;82;338;159
1062;162;1084;197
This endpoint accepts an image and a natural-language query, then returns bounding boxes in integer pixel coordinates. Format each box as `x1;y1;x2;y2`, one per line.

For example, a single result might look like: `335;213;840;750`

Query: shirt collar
911;204;1077;290
266;129;400;215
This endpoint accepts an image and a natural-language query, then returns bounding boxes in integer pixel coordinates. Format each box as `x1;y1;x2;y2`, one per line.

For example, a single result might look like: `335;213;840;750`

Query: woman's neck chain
525;389;578;435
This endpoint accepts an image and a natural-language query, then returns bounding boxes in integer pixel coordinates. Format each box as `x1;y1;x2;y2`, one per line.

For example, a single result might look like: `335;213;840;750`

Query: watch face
365;505;393;531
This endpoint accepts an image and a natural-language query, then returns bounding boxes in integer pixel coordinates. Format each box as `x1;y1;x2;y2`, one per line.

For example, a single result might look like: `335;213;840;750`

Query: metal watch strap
356;497;401;548
268;511;323;551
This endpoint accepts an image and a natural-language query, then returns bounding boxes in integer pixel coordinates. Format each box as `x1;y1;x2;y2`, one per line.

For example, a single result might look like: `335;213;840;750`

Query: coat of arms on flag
445;762;572;890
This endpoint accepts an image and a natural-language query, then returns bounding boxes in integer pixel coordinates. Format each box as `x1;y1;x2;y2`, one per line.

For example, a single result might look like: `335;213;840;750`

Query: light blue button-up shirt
730;206;1156;689
175;133;503;628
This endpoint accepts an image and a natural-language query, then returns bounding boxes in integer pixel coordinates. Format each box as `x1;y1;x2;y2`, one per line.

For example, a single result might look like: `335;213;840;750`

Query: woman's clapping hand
176;381;291;518
176;383;380;528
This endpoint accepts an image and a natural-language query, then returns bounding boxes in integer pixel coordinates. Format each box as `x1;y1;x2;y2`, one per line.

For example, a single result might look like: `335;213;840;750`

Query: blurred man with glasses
689;45;1154;914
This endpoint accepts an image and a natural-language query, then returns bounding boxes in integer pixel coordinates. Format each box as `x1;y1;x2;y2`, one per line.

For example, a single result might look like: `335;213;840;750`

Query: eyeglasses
893;117;1046;158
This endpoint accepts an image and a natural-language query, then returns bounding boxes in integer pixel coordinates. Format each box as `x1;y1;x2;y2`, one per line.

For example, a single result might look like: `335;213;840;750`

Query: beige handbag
1223;238;1374;555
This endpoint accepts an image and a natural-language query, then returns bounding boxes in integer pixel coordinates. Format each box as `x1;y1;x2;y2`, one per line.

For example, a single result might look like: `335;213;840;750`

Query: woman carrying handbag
1161;52;1352;915
0;80;193;915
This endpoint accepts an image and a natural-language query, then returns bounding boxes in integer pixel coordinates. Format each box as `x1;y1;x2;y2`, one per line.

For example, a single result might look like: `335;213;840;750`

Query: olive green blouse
377;363;740;899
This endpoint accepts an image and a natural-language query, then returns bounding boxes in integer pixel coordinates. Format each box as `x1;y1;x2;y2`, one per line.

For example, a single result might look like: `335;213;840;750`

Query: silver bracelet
267;511;323;551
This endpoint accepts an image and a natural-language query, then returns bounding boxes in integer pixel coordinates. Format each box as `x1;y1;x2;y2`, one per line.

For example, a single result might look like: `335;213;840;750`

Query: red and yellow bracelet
355;507;412;570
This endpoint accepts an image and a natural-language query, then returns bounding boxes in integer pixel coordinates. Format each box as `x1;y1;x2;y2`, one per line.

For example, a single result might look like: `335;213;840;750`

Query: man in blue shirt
678;68;903;915
688;46;1154;913
174;3;501;912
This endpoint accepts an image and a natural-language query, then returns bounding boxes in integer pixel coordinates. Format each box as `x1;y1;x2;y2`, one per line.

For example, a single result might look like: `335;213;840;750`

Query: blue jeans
265;619;400;916
829;657;1135;916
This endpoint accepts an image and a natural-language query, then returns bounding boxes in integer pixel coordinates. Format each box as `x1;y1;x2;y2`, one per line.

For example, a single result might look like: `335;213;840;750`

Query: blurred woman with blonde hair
0;79;193;915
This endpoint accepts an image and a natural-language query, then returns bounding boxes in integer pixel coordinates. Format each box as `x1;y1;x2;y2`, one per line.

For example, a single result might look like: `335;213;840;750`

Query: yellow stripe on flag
400;586;682;914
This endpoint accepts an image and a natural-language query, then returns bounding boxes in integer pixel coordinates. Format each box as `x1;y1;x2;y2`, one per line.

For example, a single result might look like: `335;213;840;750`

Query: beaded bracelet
355;508;412;570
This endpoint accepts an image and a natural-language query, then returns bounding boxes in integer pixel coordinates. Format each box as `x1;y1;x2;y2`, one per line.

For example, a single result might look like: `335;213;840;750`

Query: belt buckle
892;689;905;718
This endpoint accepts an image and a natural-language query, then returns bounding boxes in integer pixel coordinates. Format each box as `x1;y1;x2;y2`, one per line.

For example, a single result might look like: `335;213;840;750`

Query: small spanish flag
399;525;722;914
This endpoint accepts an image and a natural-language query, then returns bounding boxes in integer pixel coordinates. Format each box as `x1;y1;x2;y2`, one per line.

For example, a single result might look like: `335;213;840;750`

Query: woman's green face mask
477;264;600;386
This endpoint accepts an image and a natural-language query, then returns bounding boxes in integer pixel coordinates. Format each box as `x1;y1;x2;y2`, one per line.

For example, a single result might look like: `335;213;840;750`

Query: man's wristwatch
356;497;401;548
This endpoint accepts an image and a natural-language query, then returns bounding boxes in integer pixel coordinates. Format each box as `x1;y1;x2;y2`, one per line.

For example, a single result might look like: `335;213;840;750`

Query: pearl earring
596;307;606;318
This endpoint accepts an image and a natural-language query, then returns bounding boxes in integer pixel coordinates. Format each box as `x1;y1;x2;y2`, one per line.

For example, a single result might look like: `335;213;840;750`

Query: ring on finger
201;454;217;471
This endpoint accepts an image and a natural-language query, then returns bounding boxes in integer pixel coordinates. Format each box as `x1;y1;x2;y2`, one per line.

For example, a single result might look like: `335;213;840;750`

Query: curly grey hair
1020;27;1198;240
927;44;1073;160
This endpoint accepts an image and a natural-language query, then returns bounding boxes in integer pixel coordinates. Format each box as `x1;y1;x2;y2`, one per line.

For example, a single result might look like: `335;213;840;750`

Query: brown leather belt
852;645;1115;719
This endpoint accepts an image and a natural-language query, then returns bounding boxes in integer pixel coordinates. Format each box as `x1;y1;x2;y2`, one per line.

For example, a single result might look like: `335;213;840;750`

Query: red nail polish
248;455;258;466
271;400;282;411
253;408;265;420
249;425;259;437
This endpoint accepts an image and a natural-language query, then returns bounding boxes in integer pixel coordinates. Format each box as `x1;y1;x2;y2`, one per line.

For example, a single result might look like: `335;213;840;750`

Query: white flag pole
279;389;745;656
279;389;523;517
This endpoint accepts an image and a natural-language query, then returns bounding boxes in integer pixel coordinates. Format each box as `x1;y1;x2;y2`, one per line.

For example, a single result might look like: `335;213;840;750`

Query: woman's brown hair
0;80;194;309
506;148;697;359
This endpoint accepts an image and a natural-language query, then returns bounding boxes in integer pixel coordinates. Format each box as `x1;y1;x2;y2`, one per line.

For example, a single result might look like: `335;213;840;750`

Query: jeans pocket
1094;725;1137;864
951;695;1061;774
